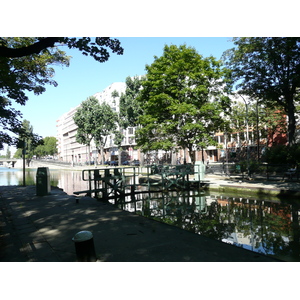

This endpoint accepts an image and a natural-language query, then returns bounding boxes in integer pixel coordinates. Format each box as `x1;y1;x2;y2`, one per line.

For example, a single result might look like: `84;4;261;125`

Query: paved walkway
0;176;293;262
206;173;300;196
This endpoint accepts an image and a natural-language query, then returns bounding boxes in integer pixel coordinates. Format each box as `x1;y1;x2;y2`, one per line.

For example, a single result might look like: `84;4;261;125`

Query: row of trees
12;119;57;165
135;39;300;163
73;96;118;164
74;41;300;165
0;146;11;158
1;37;300;165
72;75;143;164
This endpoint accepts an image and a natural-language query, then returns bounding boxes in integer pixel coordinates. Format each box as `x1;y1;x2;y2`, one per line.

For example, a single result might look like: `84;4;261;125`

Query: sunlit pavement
0;183;283;262
205;173;300;197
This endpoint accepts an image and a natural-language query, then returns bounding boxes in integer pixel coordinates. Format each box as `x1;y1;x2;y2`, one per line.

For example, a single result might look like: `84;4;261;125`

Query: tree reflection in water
116;190;300;262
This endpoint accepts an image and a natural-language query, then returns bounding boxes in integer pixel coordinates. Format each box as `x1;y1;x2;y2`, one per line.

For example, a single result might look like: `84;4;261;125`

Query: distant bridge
0;158;19;167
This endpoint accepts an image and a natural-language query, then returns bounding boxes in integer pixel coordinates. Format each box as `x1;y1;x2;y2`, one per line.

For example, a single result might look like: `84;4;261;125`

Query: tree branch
0;38;60;58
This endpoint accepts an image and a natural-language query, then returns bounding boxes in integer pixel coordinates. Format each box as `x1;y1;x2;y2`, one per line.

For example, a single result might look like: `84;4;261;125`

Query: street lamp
239;94;250;177
224;131;229;176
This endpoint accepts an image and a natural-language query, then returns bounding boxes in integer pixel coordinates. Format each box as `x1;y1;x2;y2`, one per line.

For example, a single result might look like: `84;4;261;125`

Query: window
128;127;134;135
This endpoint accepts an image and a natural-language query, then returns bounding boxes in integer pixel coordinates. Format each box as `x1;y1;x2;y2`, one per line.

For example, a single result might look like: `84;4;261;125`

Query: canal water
1;166;300;261
0;167;89;194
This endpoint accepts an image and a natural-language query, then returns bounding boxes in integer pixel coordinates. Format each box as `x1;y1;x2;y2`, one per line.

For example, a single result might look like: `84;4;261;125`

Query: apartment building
57;82;127;164
57;82;143;164
56;104;87;163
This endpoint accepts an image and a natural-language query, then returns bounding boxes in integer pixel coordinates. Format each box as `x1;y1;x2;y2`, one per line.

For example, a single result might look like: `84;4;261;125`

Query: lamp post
256;100;260;161
239;94;250;177
22;141;26;187
224;131;229;176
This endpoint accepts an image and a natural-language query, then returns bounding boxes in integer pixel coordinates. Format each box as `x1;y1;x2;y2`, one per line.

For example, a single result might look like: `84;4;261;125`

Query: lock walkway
0;181;285;262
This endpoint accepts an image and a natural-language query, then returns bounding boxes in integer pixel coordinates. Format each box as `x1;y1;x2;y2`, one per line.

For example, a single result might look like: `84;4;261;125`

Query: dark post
22;141;26;187
130;185;135;201
72;231;97;262
87;170;92;197
256;100;260;161
94;169;100;198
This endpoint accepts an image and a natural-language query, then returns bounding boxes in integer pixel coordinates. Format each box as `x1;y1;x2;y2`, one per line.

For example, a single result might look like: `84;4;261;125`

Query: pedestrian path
0;183;284;262
206;173;300;197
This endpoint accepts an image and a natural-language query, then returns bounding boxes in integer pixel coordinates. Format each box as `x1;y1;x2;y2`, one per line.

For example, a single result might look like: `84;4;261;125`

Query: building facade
56;82;140;164
57;82;291;166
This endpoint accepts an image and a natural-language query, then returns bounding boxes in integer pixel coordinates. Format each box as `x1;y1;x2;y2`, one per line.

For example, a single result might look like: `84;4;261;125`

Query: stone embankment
30;159;75;170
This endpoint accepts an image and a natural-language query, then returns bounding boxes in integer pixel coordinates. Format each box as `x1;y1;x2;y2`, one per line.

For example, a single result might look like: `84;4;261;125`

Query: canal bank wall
207;174;300;198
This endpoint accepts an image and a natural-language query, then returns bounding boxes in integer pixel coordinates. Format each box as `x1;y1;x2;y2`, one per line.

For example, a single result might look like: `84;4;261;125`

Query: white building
57;82;138;164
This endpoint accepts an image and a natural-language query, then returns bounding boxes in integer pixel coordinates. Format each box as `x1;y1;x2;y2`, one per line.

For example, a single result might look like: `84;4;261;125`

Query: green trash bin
36;167;51;196
236;164;241;173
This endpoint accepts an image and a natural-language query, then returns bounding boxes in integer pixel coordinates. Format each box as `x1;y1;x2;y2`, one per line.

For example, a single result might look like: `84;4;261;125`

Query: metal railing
206;163;299;181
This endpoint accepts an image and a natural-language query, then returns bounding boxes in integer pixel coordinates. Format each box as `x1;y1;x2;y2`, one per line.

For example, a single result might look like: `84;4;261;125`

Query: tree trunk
287;96;296;146
118;147;122;166
187;147;195;164
100;147;104;165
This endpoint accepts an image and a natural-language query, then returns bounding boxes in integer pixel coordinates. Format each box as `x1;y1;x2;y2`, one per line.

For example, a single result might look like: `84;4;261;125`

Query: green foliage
119;76;144;128
229;98;287;145
13;120;43;164
0;38;70;148
0;37;123;149
264;144;300;165
238;160;262;174
136;44;232;163
74;97;99;146
34;136;57;158
111;90;119;99
0;37;123;62
113;130;124;148
223;37;300;145
5;146;11;159
73;96;118;162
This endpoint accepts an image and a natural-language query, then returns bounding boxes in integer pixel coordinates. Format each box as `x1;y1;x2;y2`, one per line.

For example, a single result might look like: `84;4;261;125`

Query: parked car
103;160;118;166
132;160;140;166
109;160;118;166
122;161;130;165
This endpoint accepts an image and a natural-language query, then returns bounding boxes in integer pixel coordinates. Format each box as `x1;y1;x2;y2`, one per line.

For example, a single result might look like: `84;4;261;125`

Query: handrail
81;167;139;181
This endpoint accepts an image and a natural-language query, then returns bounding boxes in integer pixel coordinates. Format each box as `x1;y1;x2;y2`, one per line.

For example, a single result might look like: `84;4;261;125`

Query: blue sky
11;37;235;139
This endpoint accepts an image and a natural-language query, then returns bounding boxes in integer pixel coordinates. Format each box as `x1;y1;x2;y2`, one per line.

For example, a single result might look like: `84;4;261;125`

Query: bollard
72;231;97;262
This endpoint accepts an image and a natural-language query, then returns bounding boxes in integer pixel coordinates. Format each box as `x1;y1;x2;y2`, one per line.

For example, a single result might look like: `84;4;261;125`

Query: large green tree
223;37;300;146
136;44;232;164
73;96;118;164
0;37;123;149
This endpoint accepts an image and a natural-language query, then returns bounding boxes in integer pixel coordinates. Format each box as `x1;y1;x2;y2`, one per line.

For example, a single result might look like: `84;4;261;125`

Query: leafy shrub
238;160;261;175
264;144;300;165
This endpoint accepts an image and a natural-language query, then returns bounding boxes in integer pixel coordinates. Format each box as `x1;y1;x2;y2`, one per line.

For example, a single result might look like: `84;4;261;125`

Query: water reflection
114;190;300;262
0;167;89;194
